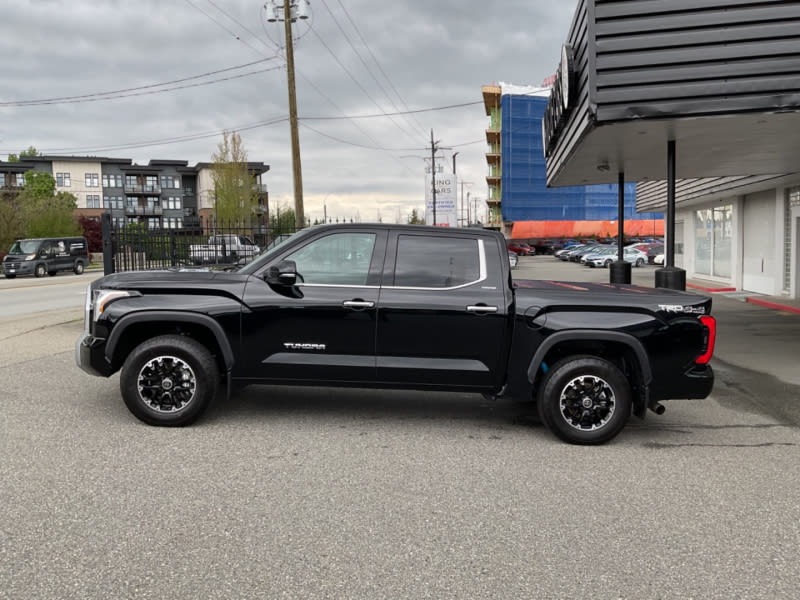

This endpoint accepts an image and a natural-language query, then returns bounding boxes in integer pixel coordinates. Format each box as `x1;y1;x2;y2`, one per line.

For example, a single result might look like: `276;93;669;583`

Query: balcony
124;184;162;194
125;206;163;216
253;184;268;193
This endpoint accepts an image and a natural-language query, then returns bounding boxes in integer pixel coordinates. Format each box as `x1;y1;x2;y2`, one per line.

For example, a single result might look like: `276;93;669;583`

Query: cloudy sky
1;0;576;223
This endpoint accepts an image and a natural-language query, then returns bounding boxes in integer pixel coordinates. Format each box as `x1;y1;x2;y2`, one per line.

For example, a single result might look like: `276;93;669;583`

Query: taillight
695;315;716;365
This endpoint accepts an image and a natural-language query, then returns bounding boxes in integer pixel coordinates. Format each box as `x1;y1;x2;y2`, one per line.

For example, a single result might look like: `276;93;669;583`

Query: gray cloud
1;0;575;222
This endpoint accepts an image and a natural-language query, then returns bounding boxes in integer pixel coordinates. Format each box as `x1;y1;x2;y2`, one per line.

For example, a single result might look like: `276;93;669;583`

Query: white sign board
424;173;458;227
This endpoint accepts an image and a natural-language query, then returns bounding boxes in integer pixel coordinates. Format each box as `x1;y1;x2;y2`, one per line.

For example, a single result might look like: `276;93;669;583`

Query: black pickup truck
76;223;715;444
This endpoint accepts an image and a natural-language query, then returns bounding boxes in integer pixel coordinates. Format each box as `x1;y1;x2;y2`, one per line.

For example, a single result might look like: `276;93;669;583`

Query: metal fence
100;213;296;275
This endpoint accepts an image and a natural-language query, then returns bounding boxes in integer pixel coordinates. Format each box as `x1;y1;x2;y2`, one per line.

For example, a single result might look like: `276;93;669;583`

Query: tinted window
286;233;376;285
394;235;480;288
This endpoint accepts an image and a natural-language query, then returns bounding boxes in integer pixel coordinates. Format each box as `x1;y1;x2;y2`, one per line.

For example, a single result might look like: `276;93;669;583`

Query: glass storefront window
695;209;712;276
713;205;732;278
695;204;732;278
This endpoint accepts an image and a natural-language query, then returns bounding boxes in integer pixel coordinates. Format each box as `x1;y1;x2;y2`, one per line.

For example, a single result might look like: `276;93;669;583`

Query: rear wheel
74;261;85;275
120;335;219;426
635;258;644;267
537;355;631;445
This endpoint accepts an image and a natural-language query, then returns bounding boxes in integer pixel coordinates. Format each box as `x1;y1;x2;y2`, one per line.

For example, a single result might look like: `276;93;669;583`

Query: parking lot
1;265;799;599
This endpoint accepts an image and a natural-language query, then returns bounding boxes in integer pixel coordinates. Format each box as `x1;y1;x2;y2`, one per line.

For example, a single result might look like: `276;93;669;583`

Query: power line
300;122;483;152
202;0;275;53
183;0;269;57
9;117;288;155
331;0;429;136
1;65;284;107
1;99;485;155
0;58;280;107
318;0;427;139
300;99;483;120
307;22;421;144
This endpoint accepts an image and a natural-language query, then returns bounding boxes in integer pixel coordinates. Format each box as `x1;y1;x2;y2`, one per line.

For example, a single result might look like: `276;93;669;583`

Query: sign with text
424;173;458;227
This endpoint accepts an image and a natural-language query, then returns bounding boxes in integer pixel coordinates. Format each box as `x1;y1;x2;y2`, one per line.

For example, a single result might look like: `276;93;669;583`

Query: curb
746;297;800;315
686;283;737;293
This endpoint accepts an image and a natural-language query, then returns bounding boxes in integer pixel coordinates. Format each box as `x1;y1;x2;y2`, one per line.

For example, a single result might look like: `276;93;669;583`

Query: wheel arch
105;312;235;376
527;330;652;417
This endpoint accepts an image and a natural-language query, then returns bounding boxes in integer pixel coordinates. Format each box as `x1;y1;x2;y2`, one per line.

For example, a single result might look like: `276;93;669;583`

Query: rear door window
392;235;483;288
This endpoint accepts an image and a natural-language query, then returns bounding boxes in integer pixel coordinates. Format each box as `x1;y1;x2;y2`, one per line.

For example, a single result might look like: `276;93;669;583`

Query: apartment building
0;155;269;229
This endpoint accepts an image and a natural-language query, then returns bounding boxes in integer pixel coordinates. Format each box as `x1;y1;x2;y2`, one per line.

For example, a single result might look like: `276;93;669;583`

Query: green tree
269;200;296;234
17;171;80;237
210;131;259;225
407;208;424;224
0;189;24;251
7;146;41;162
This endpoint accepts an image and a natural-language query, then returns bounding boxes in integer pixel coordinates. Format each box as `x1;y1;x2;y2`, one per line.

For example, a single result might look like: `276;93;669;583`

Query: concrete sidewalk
514;256;800;387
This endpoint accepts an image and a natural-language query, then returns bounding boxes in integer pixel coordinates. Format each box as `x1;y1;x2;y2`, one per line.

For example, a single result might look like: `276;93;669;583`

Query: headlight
91;289;138;321
24;253;36;261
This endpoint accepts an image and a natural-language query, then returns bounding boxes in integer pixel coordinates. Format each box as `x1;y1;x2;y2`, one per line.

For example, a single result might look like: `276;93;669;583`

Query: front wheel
34;264;46;277
119;335;219;426
537;355;631;445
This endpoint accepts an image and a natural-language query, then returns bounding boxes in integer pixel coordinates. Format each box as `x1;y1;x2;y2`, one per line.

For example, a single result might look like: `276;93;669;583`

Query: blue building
482;83;661;236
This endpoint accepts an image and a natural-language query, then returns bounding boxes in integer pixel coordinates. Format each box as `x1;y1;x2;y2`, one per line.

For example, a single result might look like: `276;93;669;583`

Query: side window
393;235;481;288
286;233;376;285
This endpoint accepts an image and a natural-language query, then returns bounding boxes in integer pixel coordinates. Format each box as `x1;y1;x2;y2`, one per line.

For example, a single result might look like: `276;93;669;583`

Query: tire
537;355;631;445
635;258;644;268
34;264;46;278
74;261;85;275
604;259;612;268
119;335;219;426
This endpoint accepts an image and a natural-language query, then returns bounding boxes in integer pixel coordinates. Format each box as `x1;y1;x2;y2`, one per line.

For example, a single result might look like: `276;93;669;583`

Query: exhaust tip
649;402;666;415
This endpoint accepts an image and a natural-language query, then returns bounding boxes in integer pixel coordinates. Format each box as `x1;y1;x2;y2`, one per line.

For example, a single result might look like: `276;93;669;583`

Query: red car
507;242;534;256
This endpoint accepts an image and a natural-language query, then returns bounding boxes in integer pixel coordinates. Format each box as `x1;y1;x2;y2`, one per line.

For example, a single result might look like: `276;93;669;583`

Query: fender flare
105;311;235;371
526;329;652;387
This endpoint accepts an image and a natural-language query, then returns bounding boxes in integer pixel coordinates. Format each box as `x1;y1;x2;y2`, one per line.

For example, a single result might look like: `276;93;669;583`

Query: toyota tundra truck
76;223;715;444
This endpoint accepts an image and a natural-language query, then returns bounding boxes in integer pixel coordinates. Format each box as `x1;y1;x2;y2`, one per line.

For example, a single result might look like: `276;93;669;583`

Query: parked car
2;236;89;278
555;244;587;260
507;241;534;256
584;247;648;268
570;244;611;262
189;234;260;265
647;244;665;264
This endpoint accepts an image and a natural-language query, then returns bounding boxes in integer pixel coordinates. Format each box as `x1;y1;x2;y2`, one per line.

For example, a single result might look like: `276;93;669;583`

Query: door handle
466;305;498;314
343;300;375;309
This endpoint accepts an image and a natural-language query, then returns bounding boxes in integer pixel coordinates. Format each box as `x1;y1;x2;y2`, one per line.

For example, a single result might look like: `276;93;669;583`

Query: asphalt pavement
1;262;799;599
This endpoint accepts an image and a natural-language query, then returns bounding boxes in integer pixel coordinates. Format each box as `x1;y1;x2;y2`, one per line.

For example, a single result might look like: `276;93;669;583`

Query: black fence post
101;212;114;275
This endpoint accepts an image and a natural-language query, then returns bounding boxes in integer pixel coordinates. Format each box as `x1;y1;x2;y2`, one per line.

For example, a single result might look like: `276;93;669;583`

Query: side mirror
265;260;298;286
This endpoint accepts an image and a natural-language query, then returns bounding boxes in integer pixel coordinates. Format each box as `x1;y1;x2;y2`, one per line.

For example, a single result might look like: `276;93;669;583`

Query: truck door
376;231;511;391
239;229;387;383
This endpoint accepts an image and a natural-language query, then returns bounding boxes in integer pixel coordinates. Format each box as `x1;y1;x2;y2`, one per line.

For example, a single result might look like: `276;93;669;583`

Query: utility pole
430;129;438;226
266;1;307;231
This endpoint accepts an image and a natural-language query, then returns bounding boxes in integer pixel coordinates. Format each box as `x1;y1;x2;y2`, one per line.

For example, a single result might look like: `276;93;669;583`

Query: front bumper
75;332;112;377
2;261;34;276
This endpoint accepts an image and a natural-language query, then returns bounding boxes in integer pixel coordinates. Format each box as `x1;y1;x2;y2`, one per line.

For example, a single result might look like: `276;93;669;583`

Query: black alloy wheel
537;355;631;445
120;335;219;426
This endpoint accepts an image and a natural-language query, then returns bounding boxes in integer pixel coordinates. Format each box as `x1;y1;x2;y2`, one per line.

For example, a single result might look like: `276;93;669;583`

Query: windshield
239;231;303;274
8;240;40;254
